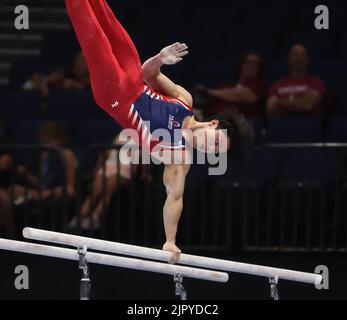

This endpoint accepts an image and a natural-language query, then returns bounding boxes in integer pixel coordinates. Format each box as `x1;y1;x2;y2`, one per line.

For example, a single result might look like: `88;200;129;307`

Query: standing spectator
197;52;268;118
13;122;77;204
0;116;14;239
266;44;326;117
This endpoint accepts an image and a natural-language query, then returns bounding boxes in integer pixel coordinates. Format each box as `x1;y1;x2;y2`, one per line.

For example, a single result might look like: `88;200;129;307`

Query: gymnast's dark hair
210;109;254;164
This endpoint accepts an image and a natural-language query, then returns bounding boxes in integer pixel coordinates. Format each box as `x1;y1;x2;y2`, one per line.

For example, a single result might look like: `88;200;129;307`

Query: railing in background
239;143;347;253
76;145;231;251
1;143;347;253
0;144;231;251
0;146;69;238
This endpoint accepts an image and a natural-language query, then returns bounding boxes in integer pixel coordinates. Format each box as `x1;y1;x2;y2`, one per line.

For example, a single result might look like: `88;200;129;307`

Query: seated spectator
23;51;90;98
68;135;142;230
0;116;14;239
62;51;91;90
266;44;326;117
0;186;12;239
13;122;77;204
0;118;12;180
196;52;268;118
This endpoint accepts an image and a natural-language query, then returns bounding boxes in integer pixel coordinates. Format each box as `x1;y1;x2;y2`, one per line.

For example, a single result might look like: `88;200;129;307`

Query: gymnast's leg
65;0;143;128
88;0;143;84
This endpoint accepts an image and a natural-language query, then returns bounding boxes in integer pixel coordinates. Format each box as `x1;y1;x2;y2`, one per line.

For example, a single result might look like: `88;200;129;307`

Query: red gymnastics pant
65;0;145;132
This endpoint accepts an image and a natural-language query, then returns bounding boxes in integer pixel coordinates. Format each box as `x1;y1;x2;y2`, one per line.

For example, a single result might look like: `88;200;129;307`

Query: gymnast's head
192;109;254;161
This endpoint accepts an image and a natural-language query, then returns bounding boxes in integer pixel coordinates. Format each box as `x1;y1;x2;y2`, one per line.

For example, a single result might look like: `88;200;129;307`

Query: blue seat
219;145;281;183
325;118;347;142
223;31;275;59
189;59;233;87
46;90;106;119
282;30;336;59
132;34;165;61
135;8;187;36
266;118;322;143
163;65;189;86
9;60;53;90
189;7;243;33
12;119;77;146
12;120;41;144
223;144;340;184
41;30;80;66
245;146;281;182
248;117;264;146
311;60;347;92
179;34;222;60
334;85;347;116
73;118;121;149
0;91;40;119
243;5;298;29
279;149;339;183
332;4;347;30
339;31;347;56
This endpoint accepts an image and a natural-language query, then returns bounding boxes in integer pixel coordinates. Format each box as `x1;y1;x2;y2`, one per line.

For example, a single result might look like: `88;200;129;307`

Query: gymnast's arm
162;163;190;252
142;43;193;106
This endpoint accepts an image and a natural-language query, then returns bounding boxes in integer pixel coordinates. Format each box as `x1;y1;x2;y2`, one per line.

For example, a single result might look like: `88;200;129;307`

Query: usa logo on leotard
168;115;181;130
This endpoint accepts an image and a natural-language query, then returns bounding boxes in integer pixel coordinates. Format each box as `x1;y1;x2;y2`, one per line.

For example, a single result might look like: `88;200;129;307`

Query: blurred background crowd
0;0;346;254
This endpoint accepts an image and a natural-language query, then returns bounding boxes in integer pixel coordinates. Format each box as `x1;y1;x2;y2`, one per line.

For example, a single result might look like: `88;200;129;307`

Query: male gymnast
65;0;253;254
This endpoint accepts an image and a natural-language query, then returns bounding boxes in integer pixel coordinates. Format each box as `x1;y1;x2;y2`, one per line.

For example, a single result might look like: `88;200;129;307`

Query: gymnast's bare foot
163;242;181;263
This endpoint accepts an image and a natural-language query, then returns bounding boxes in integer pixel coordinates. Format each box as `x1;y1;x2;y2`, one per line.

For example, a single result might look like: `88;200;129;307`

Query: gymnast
65;0;253;254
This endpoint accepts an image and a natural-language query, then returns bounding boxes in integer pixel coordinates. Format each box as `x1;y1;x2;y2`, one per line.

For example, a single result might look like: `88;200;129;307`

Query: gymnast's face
193;123;231;154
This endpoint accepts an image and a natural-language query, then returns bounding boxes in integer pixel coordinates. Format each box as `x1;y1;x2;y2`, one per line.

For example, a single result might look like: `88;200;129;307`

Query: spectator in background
68;135;142;230
23;51;90;98
266;44;326;117
196;52;268;118
13;122;77;204
0;116;14;238
63;51;91;90
0;186;12;239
